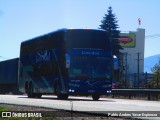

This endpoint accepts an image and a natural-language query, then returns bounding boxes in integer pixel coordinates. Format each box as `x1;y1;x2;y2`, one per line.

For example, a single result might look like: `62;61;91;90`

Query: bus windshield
66;29;110;51
69;55;112;80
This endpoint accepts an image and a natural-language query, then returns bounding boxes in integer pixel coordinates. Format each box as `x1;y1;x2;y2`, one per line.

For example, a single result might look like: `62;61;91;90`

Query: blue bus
18;29;113;100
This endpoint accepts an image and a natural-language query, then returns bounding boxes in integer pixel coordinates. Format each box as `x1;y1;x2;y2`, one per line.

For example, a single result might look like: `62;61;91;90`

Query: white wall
120;28;145;75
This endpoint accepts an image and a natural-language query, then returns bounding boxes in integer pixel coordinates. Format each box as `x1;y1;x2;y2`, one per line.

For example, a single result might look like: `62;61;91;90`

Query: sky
0;0;160;60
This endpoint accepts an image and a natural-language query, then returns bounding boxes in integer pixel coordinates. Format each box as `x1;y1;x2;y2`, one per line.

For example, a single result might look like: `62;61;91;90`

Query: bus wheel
27;83;35;98
55;84;68;100
92;95;100;101
36;94;42;98
57;94;69;100
62;94;69;100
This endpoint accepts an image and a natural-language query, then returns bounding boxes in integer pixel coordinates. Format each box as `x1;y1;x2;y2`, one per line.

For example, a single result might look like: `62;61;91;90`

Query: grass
0;106;8;112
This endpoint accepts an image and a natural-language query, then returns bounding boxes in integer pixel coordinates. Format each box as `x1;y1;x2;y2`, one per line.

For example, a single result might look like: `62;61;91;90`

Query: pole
157;72;159;88
137;53;140;88
125;53;128;88
156;72;159;100
145;72;147;88
134;73;136;88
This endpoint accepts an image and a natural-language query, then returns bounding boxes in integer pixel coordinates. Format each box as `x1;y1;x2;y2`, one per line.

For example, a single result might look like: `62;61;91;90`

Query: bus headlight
69;89;75;93
106;90;111;93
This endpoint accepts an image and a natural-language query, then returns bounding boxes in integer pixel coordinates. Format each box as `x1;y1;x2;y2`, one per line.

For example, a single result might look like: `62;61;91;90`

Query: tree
99;6;123;56
99;6;124;87
150;58;160;88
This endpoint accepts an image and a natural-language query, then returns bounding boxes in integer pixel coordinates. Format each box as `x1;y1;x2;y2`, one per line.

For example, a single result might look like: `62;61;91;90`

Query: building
119;28;145;87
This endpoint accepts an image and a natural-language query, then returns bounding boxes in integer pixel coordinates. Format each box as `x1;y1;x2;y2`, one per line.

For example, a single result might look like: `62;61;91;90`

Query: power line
145;34;160;39
145;34;160;37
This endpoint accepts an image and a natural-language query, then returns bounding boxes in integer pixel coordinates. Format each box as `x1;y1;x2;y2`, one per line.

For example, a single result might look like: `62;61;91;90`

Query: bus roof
21;28;107;44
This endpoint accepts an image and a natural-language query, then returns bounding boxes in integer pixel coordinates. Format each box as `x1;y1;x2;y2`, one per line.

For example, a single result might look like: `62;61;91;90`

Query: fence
114;72;156;89
112;72;160;100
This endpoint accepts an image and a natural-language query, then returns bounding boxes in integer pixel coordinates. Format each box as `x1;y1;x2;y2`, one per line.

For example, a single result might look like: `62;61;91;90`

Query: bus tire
36;94;42;98
58;94;69;100
27;83;35;98
55;84;68;100
92;95;100;101
25;82;28;94
61;94;69;100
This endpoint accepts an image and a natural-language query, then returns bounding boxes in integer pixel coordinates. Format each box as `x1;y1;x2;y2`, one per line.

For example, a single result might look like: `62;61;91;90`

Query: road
0;95;160;119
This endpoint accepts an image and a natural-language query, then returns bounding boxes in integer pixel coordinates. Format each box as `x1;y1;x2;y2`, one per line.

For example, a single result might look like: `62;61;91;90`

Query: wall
120;28;145;75
119;28;145;87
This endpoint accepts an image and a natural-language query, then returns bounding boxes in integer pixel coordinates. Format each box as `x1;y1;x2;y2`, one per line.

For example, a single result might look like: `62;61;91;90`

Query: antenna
138;18;141;28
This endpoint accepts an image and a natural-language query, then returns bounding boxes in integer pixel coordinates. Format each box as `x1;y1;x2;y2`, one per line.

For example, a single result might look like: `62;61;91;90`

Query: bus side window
33;61;59;76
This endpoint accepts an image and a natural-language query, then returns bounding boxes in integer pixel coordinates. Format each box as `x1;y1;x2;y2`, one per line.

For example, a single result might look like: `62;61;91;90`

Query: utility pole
136;52;142;88
145;72;147;88
157;72;159;89
125;53;129;88
137;53;140;88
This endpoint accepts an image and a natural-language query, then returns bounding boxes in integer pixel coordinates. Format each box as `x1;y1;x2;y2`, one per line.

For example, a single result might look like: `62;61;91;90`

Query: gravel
0;104;130;120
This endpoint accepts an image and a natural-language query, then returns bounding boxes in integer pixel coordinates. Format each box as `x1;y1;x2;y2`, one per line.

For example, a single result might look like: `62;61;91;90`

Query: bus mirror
65;54;70;68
